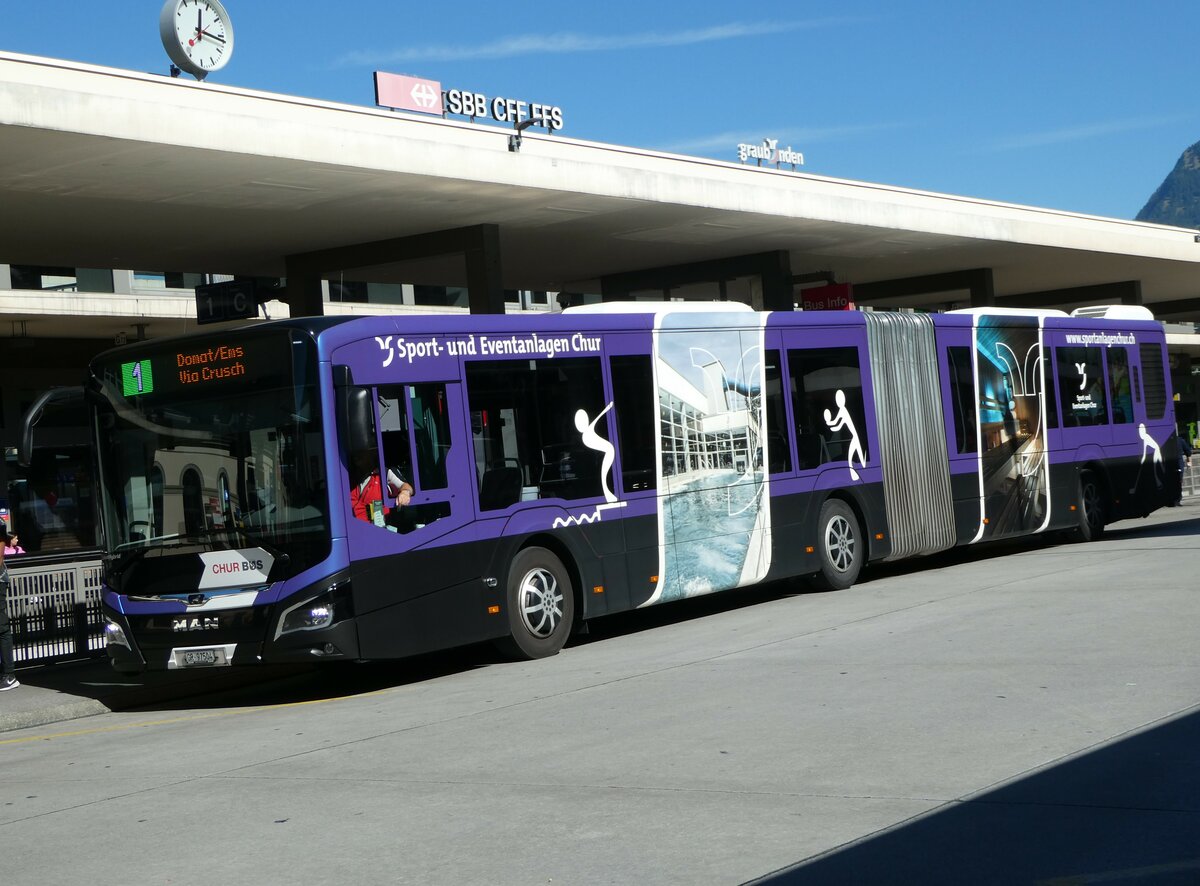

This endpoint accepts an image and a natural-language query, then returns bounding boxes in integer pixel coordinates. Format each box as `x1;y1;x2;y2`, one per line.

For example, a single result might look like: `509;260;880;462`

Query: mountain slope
1136;141;1200;227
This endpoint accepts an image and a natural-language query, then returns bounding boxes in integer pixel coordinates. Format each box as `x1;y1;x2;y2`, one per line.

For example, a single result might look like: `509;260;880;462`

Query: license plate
180;648;226;667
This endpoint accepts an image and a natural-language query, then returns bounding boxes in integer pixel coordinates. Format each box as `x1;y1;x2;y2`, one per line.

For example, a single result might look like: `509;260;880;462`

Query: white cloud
988;114;1191;151
336;18;870;66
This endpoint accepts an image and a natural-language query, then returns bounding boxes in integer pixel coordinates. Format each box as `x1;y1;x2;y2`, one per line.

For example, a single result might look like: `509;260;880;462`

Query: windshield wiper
114;532;181;553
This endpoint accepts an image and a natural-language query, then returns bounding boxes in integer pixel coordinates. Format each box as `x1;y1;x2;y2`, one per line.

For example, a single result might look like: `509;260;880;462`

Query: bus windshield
89;329;330;581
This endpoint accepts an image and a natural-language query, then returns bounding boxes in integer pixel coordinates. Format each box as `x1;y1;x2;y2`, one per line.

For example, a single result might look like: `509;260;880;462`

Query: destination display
106;333;294;402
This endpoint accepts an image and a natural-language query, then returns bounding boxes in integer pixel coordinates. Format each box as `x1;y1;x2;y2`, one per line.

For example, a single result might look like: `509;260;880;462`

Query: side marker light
487;605;500;615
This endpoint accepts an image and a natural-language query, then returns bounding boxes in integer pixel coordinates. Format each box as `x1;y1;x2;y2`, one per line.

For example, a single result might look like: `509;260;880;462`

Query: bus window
1043;354;1060;431
354;384;454;533
764;349;792;474
946;346;978;455
787;347;869;470
466;357;607;508
1057;346;1107;427
1108;348;1133;425
1139;343;1167;420
610;355;657;492
410;384;451;491
376;386;415;492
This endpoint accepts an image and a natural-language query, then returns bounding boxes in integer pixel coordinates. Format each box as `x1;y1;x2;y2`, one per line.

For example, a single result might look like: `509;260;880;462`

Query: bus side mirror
337;386;376;455
19;386;85;468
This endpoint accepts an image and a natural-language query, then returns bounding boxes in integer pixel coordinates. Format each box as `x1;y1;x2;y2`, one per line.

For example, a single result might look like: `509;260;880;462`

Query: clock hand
200;29;225;42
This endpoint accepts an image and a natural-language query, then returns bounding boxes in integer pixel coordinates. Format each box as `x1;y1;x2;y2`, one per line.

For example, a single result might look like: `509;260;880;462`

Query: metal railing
7;558;105;667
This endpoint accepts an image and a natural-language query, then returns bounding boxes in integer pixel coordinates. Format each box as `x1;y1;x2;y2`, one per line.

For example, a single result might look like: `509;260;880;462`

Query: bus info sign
801;284;855;311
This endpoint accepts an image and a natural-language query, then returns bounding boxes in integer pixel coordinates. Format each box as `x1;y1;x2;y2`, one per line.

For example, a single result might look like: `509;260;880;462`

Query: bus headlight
104;617;130;649
276;583;353;639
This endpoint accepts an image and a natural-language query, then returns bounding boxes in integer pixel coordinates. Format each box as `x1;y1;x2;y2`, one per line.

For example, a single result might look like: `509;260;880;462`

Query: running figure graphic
824;389;866;481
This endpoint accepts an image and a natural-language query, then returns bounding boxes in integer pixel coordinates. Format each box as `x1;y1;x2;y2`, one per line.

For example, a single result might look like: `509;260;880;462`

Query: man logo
173;617;219;632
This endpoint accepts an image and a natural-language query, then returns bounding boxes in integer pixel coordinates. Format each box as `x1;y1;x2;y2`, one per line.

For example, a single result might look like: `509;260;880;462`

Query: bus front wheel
496;547;575;660
811;499;863;591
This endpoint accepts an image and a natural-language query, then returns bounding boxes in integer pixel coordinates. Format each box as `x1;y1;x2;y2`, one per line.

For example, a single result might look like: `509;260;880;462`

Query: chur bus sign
374;71;565;131
737;138;804;170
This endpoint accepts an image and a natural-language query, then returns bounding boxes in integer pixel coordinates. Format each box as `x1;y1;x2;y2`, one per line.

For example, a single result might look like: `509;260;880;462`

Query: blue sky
2;2;1197;220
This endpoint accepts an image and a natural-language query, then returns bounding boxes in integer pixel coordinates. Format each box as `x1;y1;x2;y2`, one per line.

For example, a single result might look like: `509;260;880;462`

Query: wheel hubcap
825;516;856;573
519;567;563;638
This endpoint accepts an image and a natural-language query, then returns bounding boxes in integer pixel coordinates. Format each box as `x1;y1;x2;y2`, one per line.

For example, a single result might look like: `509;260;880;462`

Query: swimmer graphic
824;389;866;481
575;403;617;503
553;403;626;528
1130;422;1165;492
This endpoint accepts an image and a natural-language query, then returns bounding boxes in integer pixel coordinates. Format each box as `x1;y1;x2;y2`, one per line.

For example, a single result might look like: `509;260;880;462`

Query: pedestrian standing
1176;430;1194;507
0;539;17;690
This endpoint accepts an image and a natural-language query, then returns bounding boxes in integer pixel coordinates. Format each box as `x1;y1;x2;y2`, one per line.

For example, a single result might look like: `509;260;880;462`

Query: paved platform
2;497;1196;737
0;656;312;732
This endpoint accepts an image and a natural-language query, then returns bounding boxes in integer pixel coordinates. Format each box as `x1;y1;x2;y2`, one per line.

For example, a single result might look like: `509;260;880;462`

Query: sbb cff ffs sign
196;281;259;325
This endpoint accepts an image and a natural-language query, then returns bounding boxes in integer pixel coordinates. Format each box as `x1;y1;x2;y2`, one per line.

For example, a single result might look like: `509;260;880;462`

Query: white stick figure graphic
1075;362;1087;391
1130;422;1165;492
575;403;617;503
823;389;866;481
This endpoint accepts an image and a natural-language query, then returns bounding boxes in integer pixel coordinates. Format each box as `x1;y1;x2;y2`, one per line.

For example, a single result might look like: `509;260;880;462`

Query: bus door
1052;334;1113;453
606;334;658;610
935;325;985;544
779;324;878;546
1102;345;1141;507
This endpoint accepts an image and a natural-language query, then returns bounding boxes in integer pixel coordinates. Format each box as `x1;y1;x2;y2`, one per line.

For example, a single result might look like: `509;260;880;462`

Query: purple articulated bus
86;302;1177;672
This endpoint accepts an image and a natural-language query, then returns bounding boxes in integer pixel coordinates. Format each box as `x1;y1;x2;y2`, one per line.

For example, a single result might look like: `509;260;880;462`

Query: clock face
159;0;235;79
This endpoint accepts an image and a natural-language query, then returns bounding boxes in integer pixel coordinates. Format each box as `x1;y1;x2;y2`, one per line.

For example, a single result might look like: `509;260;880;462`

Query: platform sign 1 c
195;280;259;325
121;359;154;397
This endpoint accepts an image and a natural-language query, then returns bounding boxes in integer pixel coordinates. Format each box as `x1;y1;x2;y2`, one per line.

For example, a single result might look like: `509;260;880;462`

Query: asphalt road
3;507;1200;886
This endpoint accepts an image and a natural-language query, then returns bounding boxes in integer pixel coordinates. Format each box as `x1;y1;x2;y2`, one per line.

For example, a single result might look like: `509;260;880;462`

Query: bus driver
349;450;413;524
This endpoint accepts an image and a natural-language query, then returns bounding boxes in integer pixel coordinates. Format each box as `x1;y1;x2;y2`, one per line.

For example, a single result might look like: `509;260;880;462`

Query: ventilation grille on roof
1069;304;1155;320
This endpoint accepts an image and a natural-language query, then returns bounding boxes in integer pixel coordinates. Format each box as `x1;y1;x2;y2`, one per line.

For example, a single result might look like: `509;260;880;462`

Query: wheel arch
515;532;587;628
819;489;874;563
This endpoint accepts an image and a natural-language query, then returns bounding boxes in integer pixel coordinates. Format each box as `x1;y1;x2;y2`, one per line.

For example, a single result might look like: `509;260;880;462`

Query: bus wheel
811;499;863;591
1075;471;1106;542
496;547;575;660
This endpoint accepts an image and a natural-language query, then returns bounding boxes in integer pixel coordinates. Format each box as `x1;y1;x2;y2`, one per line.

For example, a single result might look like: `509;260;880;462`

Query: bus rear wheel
1075;471;1106;542
811;499;863;591
495;547;575;660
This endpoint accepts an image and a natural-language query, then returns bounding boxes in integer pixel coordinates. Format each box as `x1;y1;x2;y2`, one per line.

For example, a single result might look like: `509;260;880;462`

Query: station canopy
3;50;1200;328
